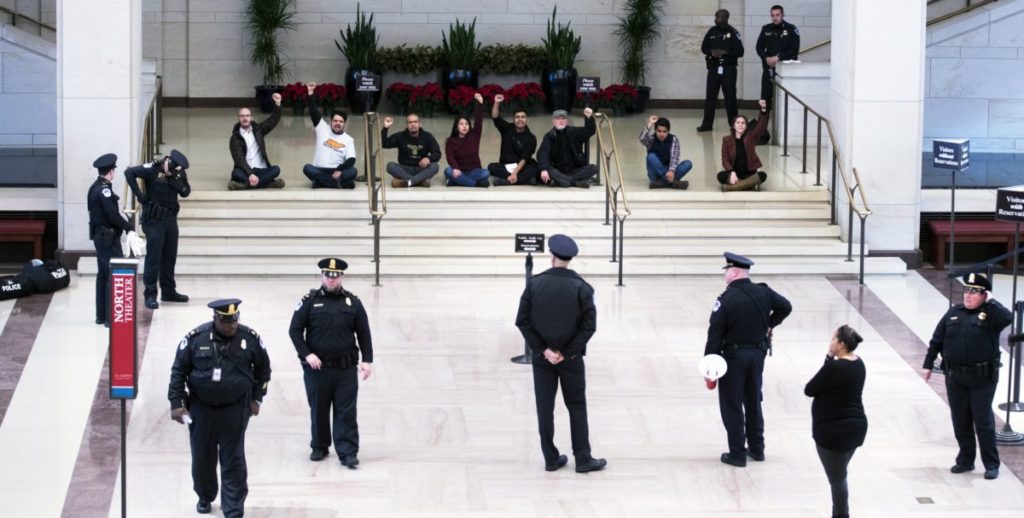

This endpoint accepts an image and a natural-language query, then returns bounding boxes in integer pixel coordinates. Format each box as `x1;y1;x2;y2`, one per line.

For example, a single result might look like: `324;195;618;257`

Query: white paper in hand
699;354;728;380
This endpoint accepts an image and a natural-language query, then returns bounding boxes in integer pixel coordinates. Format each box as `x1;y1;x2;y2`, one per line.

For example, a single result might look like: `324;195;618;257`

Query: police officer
87;153;133;325
922;273;1011;480
288;258;373;468
697;9;744;132
168;299;271;516
705;252;792;467
125;149;191;309
516;234;607;473
756;5;800;109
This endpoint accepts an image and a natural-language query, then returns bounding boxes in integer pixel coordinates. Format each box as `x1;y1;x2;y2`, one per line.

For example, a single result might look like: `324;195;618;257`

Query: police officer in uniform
169;299;271;516
125;149;191;309
755;5;800;109
922;273;1011;480
288;258;373;468
705;252;792;467
87;153;133;325
516;234;607;473
697;9;744;132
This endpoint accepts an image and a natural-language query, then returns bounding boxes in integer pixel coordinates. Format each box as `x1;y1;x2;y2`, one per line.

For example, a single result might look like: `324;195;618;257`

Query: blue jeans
645;153;692;184
444;167;489;187
303;164;357;188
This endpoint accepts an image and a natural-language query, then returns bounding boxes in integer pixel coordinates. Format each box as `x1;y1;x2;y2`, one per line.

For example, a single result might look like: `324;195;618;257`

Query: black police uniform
516;235;604;471
168;302;271;518
704;254;792;464
923;275;1011;475
288;259;373;466
87;154;132;325
699;23;745;130
125;150;191;306
755;20;799;109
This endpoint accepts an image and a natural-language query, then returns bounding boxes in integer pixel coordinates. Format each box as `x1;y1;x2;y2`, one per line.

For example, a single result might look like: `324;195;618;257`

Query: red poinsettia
409;82;444;115
603;83;638;113
504;82;545;113
314;83;347;103
385;82;415;113
280;82;309;107
477;83;505;105
447;85;478;115
574;88;610;109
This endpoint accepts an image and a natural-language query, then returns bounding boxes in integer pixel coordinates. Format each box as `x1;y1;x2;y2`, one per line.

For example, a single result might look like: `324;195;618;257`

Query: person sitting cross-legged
382;113;442;188
228;95;285;190
444;93;490;188
301;82;358;189
487;94;539;186
537;107;598;188
639;115;692;189
718;100;770;192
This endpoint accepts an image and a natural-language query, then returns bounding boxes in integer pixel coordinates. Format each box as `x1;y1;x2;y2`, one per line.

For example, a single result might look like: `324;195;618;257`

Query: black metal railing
593;113;631;286
362;112;388;287
0;5;56;37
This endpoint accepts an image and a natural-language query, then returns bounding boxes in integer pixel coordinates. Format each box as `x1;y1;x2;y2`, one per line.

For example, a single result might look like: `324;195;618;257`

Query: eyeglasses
963;287;985;295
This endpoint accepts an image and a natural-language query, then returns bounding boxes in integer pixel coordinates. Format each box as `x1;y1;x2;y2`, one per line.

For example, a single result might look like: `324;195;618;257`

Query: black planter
632;85;652;113
345;68;382;114
440;68;479;94
542;69;577;114
254;85;283;113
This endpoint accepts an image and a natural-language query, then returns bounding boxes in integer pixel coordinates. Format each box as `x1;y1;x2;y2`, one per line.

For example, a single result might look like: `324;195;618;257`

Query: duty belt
319;353;358;370
946;361;997;377
143;202;177;220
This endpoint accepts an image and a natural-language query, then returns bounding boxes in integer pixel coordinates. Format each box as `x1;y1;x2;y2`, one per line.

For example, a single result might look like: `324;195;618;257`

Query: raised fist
583;107;594;118
383;116;394;128
758;99;767;110
271;92;282;105
306;82;316;96
648;115;659;126
494;94;504;104
474;93;484;104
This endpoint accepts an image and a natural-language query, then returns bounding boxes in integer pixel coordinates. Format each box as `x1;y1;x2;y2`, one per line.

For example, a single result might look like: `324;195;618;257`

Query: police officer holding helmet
705;252;791;467
922;273;1012;480
168;298;271;516
125;149;191;309
87;153;133;325
289;258;373;469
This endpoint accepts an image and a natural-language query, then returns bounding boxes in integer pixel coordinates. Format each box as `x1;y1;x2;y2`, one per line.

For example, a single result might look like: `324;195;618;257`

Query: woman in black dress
804;325;867;518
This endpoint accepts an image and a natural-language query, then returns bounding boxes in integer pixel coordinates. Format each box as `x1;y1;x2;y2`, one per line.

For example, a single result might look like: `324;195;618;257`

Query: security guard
125;149;191;309
697;9;744;132
87;153;133;325
755;5;800;109
516;234;607;473
288;258;373;468
922;273;1012;480
168;299;271;516
705;252;792;467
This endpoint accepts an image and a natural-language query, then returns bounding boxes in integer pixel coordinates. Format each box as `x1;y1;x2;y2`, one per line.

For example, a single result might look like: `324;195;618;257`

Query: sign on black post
933;138;970;171
997;186;1024;222
515;233;545;253
356;74;382;93
577;77;601;94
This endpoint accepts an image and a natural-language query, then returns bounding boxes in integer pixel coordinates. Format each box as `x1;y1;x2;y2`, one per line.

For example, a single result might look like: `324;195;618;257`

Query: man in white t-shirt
302;82;358;189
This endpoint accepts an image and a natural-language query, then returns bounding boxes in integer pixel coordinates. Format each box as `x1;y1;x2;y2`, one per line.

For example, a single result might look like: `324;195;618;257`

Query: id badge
717;66;724;76
212;367;222;382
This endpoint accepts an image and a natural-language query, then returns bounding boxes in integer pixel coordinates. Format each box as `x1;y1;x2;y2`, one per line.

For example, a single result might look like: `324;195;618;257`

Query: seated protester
301;82;357;189
228;94;285;190
718;100;770;191
537;107;598;188
382;113;442;188
444;93;489;188
487;93;539;186
640;115;693;190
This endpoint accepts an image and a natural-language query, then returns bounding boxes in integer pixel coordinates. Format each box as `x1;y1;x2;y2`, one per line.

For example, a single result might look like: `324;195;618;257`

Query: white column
57;0;142;253
829;0;926;254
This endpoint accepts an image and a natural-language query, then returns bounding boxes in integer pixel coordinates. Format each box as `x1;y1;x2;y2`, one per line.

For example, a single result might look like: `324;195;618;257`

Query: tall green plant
614;0;663;86
542;6;582;71
246;0;297;86
335;3;380;70
441;18;481;70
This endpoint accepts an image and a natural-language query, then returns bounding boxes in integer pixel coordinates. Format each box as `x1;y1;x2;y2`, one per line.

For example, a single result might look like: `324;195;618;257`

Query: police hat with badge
93;153;118;174
209;298;242;322
168;149;190;171
549;234;579;261
318;257;348;278
962;272;991;293
722;252;753;270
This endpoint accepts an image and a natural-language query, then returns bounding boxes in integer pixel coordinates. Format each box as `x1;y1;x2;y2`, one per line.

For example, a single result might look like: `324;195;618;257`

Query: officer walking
697;9;745;132
288;258;373;468
168;299;271;516
705;252;792;467
125;149;191;309
755;4;800;109
922;273;1012;480
516;234;607;473
87;153;133;325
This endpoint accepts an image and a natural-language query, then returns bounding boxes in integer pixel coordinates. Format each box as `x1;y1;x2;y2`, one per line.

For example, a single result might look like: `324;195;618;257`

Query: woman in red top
718;99;770;191
444;94;489;187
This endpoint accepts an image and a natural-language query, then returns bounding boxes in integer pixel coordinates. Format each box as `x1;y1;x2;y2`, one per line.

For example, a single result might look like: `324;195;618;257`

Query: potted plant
574;87;608;111
336;3;381;114
245;0;297;113
604;84;639;116
385;82;416;114
614;0;663;112
409;82;444;117
504;82;545;115
281;82;308;116
314;83;348;114
477;84;505;105
541;6;582;113
447;85;478;118
440;17;481;95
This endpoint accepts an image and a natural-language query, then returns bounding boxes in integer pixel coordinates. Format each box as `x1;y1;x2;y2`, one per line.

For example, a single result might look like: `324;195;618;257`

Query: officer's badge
346;297;352;306
950;316;958;320
102;188;112;197
782;30;788;36
294;299;303;311
725;33;731;39
241;339;248;350
713;300;721;312
178;337;188;350
979;312;987;321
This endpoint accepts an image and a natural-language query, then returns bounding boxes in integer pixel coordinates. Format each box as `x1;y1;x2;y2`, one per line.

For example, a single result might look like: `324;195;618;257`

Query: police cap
208;298;242;321
962;272;991;292
549;234;579;260
318;257;348;277
723;252;754;270
169;149;190;170
93;153;117;173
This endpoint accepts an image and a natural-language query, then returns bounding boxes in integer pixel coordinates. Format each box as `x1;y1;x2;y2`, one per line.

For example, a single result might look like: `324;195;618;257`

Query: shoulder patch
713;299;722;312
735;31;742;40
178;337;188;350
102;188;112;198
794;26;800;36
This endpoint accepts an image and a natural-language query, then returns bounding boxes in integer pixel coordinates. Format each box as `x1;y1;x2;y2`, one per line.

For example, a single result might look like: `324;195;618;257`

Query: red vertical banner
109;258;139;399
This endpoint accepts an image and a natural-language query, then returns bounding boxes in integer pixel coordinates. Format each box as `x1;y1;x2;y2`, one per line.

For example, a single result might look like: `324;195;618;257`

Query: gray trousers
386;162;439;185
816;444;856;518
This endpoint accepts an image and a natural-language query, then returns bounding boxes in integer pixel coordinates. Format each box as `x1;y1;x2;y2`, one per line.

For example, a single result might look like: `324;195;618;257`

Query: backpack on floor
22;260;71;294
0;274;32;300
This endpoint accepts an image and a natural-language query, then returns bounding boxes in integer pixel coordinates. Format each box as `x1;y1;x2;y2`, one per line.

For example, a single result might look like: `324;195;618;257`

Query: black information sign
356;74;382;93
515;233;545;253
933;138;970;171
577;77;601;93
996;186;1024;222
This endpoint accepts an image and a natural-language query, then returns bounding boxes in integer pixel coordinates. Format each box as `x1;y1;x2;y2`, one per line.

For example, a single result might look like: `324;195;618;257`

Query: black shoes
95;317;105;325
340;454;359;469
747;451;765;462
985;468;999;479
196;500;211;514
950;464;975;474
720;453;747;467
545;454;568;472
161;291;189;303
492;178;509;186
144;297;159;309
309;448;328;461
696;125;713;132
575;457;607;473
573;180;591;189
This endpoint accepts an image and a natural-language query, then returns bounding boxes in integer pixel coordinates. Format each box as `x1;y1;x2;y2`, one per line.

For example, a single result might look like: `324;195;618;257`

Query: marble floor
2;270;1024;517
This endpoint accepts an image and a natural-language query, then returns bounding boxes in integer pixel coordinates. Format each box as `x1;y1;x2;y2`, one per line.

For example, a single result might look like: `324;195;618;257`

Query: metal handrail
772;81;873;284
593;112;630;286
0;5;57;33
123;76;164;228
362;112;387;286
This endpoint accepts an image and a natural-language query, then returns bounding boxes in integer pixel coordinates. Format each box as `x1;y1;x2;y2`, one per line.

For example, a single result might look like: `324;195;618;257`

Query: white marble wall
925;0;1024;152
153;0;831;100
0;23;55;147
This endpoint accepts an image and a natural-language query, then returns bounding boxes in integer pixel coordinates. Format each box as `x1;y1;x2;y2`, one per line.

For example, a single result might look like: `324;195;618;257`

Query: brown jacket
721;110;769;172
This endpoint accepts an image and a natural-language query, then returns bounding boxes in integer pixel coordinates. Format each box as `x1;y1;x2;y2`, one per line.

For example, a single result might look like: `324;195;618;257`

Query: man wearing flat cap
87;153;133;325
289;258;373;468
516;234;607;473
536;108;598;188
168;298;271;516
125;149;192;309
922;273;1012;480
705;252;791;467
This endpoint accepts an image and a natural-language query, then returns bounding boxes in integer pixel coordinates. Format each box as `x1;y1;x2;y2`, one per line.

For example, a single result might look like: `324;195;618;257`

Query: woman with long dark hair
804;324;867;518
718;99;770;191
444;93;489;187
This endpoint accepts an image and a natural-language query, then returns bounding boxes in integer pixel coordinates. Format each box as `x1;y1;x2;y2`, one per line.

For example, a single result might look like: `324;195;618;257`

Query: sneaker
492;178;509;186
417;179;431;188
228;181;246;190
391;179;407;188
672;180;690;190
269;178;286;189
545;454;568;472
573;180;591;189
